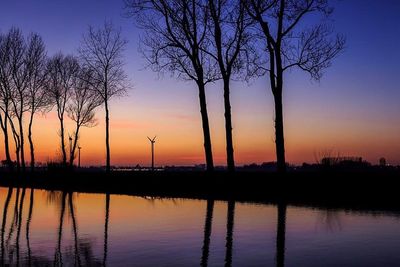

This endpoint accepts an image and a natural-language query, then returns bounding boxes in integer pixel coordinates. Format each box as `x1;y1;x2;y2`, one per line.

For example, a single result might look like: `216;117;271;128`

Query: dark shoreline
0;170;399;213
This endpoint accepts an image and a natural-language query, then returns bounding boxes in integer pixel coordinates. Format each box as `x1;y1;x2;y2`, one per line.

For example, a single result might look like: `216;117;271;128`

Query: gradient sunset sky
0;0;399;166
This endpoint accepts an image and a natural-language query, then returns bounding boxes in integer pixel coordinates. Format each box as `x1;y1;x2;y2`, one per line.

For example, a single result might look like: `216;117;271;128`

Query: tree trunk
105;100;111;173
0;115;13;170
18;118;25;172
59;117;67;167
69;123;80;168
28;112;35;172
273;89;286;173
11;126;21;172
198;82;214;172
223;79;235;172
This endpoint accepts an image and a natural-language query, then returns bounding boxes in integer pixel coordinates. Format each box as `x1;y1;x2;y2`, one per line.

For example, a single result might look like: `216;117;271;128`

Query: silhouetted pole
147;136;156;171
276;202;287;267
78;146;81;168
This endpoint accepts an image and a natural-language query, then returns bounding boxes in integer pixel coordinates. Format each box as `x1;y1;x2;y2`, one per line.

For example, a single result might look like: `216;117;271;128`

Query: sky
0;0;399;167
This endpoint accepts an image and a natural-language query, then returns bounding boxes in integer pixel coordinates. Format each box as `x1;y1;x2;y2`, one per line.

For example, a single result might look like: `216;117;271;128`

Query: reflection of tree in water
0;189;103;266
26;188;34;266
1;187;13;266
201;199;214;267
52;191;102;267
276;202;286;267
225;201;236;267
1;187;26;266
317;209;342;232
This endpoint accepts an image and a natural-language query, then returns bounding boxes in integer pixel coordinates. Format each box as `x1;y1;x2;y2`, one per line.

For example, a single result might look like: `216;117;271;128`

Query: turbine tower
147;136;157;171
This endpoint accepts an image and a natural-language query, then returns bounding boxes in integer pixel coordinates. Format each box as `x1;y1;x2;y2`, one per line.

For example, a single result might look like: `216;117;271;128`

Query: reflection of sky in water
1;187;400;266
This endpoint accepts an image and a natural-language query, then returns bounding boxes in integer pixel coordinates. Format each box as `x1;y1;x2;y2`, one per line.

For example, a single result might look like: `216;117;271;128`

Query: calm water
1;187;400;266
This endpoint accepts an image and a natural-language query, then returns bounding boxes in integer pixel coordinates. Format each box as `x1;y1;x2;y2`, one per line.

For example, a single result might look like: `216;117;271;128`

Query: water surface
1;187;400;266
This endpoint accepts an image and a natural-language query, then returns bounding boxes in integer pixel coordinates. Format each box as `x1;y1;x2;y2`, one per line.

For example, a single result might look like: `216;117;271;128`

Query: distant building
379;157;387;167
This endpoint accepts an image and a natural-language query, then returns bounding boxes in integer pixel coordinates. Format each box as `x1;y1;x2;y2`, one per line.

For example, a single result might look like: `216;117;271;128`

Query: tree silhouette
0;28;34;172
46;54;79;167
79;21;128;174
206;0;253;172
67;68;102;168
0;33;14;170
244;0;345;172
25;33;50;172
125;0;218;171
7;29;30;172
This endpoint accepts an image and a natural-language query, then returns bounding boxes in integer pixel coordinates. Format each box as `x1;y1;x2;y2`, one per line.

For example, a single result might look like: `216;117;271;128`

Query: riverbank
0;169;399;212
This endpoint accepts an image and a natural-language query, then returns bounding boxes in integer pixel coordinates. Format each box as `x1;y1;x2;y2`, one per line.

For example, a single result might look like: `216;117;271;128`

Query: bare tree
79;22;128;173
6;28;30;172
0;32;14;169
67;68;102;167
244;0;345;172
46;54;79;167
25;33;49;172
125;0;218;171
206;0;253;171
0;28;44;172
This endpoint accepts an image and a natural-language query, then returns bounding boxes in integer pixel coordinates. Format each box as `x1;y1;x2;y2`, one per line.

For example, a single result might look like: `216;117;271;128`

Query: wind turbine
147;136;157;171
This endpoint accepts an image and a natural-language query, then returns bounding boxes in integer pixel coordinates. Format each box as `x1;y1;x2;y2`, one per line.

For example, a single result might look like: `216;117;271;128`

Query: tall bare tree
125;0;218;171
245;0;345;172
7;28;30;172
67;68;102;167
46;54;79;167
79;22;128;173
206;0;252;171
25;33;49;172
0;32;14;169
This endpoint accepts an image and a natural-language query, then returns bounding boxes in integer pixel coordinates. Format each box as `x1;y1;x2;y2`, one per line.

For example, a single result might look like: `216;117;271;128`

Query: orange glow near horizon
0;85;399;168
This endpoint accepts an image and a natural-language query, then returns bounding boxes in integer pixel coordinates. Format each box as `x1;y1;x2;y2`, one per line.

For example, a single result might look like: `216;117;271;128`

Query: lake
1;186;400;266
